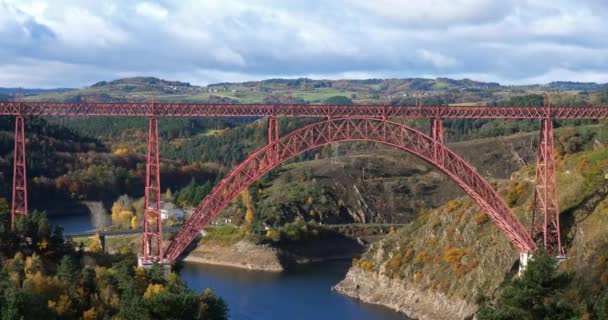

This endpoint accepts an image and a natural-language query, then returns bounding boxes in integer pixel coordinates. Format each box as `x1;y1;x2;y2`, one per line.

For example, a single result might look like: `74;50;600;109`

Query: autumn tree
90;233;103;253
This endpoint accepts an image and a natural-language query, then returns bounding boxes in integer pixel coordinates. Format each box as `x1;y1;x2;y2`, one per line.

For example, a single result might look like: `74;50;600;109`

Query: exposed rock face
183;237;364;272
183;240;284;272
334;268;475;320
332;194;520;320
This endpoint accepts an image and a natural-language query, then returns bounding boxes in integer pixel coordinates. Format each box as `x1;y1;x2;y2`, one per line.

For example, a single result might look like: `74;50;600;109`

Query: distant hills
5;76;608;105
547;81;608;91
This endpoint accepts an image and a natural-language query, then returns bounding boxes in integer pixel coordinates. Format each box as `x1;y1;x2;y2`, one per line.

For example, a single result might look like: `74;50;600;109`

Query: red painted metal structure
6;101;605;261
2;102;608;119
11;116;27;227
142;117;164;261
165;117;535;261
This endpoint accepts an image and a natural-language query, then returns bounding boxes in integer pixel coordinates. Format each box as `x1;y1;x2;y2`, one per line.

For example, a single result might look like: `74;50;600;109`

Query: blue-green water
180;260;409;320
48;214;408;319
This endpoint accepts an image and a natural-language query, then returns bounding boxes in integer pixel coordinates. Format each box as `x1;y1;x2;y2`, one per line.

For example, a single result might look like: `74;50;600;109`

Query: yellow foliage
9;271;21;285
23;272;63;298
111;202;124;225
24;253;43;277
265;229;281;242
445;200;460;213
119;210;134;229
144;283;165;299
81;307;97;320
240;189;253;209
90;233;102;253
386;258;401;270
245;208;254;225
48;294;72;317
358;260;374;271
113;148;129;155
444;247;465;264
38;239;49;251
130;215;138;229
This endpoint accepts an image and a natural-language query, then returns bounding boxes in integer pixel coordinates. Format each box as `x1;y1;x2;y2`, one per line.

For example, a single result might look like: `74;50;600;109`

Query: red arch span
166;117;535;261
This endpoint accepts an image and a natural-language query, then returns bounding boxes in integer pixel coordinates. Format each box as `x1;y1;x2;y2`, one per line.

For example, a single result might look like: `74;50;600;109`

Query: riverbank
183;240;284;271
183;237;365;272
333;267;475;320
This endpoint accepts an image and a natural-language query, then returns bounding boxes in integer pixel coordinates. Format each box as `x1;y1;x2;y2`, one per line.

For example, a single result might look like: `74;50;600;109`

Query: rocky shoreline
333;267;476;320
183;236;480;319
183;237;364;272
183;240;284;272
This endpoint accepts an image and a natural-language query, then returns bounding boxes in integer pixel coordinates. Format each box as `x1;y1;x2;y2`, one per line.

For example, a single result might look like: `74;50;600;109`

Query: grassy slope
347;126;608;313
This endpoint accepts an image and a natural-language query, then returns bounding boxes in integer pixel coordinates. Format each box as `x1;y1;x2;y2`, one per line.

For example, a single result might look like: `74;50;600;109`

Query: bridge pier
518;252;531;276
142;115;164;262
268;116;279;163
530;101;564;257
138;255;172;278
430;117;444;143
11;115;28;228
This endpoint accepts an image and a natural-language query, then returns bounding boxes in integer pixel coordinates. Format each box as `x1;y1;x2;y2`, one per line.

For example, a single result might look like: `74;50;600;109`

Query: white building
149;201;185;221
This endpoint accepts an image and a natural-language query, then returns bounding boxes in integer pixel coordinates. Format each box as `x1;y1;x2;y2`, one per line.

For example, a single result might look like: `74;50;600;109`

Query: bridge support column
11;116;27;228
142;117;164;262
268;116;279;163
431;117;445;164
431;118;444;143
531;117;564;257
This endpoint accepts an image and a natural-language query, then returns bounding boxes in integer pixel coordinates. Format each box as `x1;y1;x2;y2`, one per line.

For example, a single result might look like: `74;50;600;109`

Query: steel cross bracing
165;117;535;262
531;118;564;257
142;117;164;262
11;116;27;227
2;102;608;119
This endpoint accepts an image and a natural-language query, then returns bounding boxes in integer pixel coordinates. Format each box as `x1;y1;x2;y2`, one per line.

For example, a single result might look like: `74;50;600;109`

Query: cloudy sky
1;0;607;88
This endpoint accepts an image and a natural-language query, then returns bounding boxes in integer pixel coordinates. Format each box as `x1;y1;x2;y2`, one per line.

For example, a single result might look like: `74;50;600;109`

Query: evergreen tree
57;256;79;289
478;250;578;320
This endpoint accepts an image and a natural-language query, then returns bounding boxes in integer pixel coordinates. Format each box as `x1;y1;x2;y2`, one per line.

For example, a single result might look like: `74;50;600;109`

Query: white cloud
135;2;168;21
344;0;513;27
417;49;459;68
0;0;607;87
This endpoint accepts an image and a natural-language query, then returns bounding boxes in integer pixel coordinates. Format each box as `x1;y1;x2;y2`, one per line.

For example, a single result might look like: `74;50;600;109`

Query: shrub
358;260;374;271
474;210;489;225
265;229;281;242
444;248;465;264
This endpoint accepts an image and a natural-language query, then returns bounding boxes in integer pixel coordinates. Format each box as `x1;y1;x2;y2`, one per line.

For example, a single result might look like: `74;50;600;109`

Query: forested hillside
3;76;608;229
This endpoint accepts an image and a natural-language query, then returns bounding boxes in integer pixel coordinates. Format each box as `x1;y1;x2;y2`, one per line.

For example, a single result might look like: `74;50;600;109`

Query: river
181;260;408;320
49;213;408;319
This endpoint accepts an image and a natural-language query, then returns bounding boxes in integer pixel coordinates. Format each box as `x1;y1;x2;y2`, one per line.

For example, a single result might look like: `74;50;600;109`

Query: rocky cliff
334;133;608;319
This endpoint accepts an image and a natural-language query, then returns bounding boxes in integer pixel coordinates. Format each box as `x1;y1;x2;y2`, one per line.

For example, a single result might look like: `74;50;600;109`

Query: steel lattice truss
11;116;27;227
531;119;563;256
165;117;535;262
142;117;164;262
2;102;608;119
